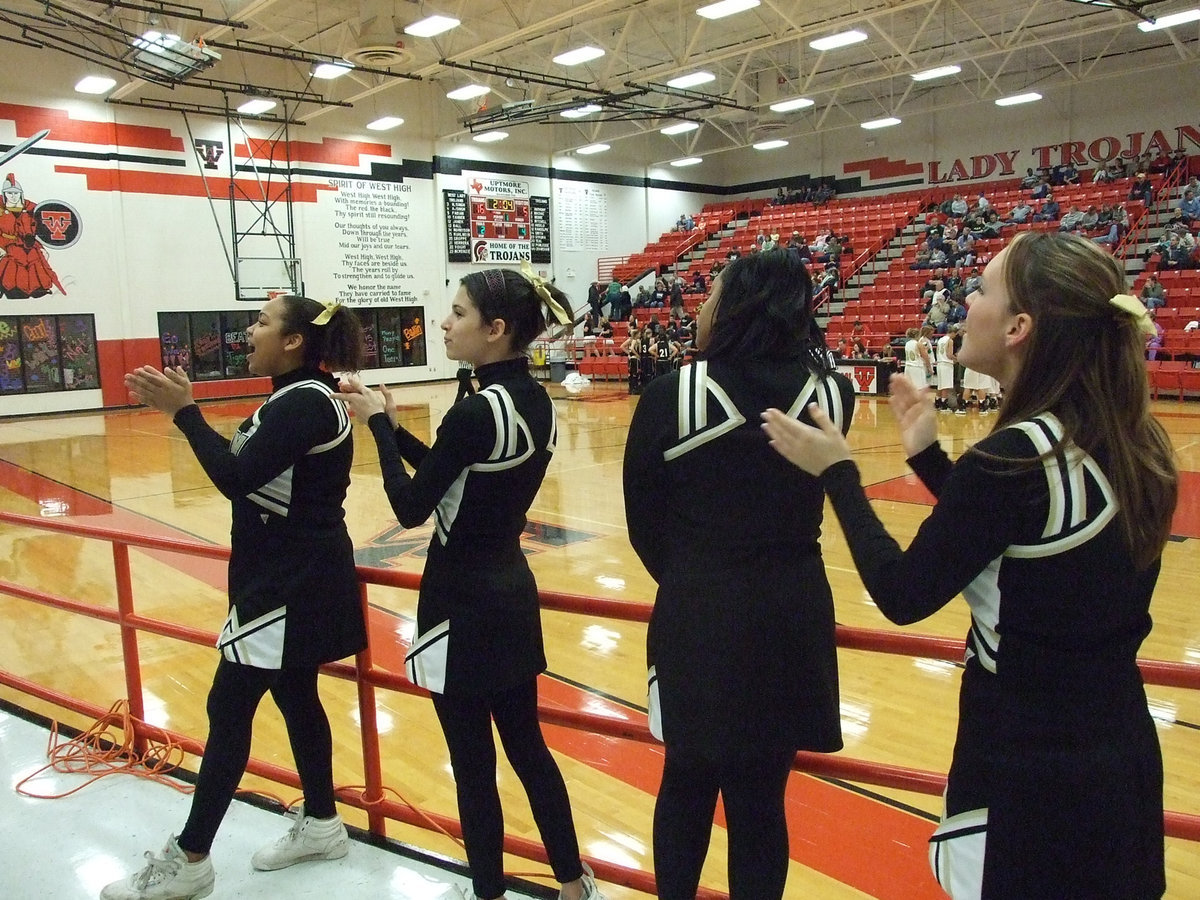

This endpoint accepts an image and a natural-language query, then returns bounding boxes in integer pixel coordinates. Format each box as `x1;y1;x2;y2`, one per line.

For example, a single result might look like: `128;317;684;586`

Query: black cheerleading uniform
170;367;366;854
624;357;854;899
364;355;585;899
173;366;365;668
819;413;1165;899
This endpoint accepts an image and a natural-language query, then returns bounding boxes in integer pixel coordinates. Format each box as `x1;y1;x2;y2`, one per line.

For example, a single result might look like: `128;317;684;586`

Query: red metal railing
1;508;1198;900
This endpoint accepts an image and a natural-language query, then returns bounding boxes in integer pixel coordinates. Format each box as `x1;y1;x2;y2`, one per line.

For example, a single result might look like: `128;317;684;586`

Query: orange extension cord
15;700;558;887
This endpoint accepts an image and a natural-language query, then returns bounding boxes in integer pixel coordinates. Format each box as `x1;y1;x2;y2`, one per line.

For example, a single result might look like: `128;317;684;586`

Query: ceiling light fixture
74;75;116;94
447;84;490;100
1138;8;1200;31
666;71;716;89
769;97;814;112
473;131;508;143
237;98;277;115
810;30;868;51
404;15;461;37
553;46;605;66
660;121;701;135
312;62;352;79
753;139;789;150
911;64;962;81
561;104;602;118
995;92;1042;106
577;143;610;154
860;116;901;129
366;116;404;130
670;157;703;166
697;0;761;20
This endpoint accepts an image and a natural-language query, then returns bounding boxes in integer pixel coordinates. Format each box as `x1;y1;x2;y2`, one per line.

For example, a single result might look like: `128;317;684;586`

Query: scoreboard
471;195;531;240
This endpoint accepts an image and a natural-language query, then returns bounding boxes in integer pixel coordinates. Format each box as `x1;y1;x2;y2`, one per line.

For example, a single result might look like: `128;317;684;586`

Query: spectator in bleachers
582;311;597;338
1185;175;1200;195
1091;219;1122;248
1093;160;1120;184
1080;205;1100;231
587;281;605;320
953;231;977;267
649;279;668;308
928;245;949;269
1060;164;1081;186
927;289;950;333
1148;147;1170;176
774;186;787;205
690;269;706;294
612;285;632;321
1031;176;1052;199
1162;233;1193;270
599;317;614;339
1058;205;1086;233
947;296;968;327
675;213;695;232
1128;172;1153;206
1020;167;1041;189
1139;273;1166;310
1007;199;1033;224
1169;149;1189;177
963;266;983;295
975;211;1006;238
635;285;651;309
606;279;622;315
787;232;811;263
670;277;685;319
1033;195;1061;222
816;235;843;265
974;193;991;215
710;259;727;280
1146;310;1164;360
1169;189;1199;226
816;262;840;296
949;194;969;218
814;180;836;204
911;241;932;270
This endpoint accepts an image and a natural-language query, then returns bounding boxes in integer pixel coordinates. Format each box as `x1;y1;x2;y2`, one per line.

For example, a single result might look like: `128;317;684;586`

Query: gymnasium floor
0;377;1198;898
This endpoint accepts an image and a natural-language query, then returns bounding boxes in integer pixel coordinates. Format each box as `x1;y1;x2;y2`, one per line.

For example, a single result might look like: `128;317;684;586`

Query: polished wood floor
1;378;1198;898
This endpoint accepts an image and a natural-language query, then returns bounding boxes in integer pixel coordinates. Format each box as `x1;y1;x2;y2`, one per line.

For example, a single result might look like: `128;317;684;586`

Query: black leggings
654;744;797;900
432;678;583;899
177;659;335;854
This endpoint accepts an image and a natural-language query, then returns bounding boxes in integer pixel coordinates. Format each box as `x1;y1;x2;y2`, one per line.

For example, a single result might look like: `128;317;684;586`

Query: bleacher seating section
593;169;1200;395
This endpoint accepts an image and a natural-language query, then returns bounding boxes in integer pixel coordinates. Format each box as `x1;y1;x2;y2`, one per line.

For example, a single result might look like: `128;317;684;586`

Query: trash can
550;360;567;382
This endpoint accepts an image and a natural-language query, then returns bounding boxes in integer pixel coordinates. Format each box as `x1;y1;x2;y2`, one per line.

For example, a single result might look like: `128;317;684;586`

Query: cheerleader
763;232;1175;899
340;265;605;900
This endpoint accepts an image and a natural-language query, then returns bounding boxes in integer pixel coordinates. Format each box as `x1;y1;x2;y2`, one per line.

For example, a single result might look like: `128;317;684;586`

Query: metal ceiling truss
0;0;1194;157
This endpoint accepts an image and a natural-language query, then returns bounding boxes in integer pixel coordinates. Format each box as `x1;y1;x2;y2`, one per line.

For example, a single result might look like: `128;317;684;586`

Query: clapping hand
338;375;397;428
760;403;852;476
125;366;195;416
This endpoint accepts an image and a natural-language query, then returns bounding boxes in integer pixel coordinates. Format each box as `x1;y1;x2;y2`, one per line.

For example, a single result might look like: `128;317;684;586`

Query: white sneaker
559;861;607;900
100;835;214;900
251;803;349;871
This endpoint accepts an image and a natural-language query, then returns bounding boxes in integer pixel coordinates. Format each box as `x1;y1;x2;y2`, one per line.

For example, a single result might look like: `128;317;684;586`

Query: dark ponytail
460;268;574;354
277;295;366;371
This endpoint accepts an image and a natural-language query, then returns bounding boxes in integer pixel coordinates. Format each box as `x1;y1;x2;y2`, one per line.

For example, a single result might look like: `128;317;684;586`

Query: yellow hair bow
520;260;571;325
1108;293;1156;336
311;300;342;326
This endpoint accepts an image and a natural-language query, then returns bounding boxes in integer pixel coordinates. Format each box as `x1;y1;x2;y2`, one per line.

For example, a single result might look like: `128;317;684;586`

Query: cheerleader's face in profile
246;297;303;377
695;274;723;351
958;245;1028;386
441;284;509;367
